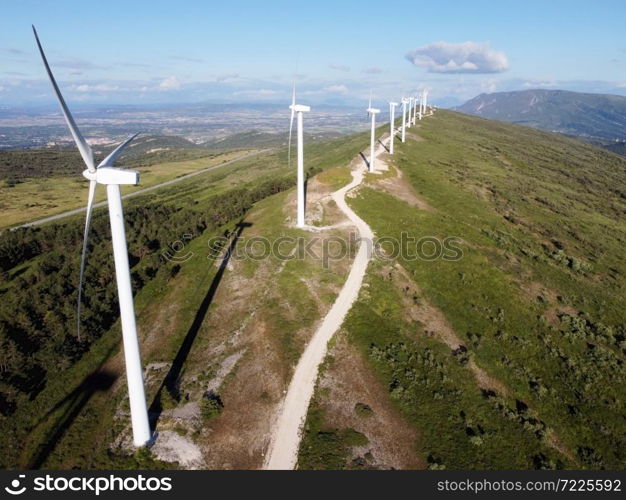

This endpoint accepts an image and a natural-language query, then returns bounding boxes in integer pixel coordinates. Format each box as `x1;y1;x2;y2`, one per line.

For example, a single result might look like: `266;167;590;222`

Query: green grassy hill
299;110;626;469
202;129;344;150
203;130;286;150
1;109;624;470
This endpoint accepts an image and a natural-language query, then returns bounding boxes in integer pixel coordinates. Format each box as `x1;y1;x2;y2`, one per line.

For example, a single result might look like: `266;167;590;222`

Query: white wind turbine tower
407;97;413;128
388;101;398;154
401;98;408;142
288;83;310;228
413;94;418;124
424;89;429;115
33;27;151;447
366;92;380;173
418;91;423;121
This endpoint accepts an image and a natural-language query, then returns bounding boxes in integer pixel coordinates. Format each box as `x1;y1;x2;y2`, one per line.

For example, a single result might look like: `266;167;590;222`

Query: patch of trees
560;313;625;352
0;149;88;182
0;173;293;418
200;393;223;422
0;143;219;183
298;405;370;470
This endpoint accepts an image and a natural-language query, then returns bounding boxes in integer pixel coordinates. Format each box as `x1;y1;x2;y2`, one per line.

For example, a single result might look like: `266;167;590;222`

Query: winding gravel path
263;138;390;469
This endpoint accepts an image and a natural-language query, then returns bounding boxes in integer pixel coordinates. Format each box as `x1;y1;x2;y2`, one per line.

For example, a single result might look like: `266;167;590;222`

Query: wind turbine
288;83;310;228
33;26;151;447
406;97;413;128
424;89;429;115
401;98;408;142
418;91;423;121
366;93;380;173
388;101;398;154
413;95;418;124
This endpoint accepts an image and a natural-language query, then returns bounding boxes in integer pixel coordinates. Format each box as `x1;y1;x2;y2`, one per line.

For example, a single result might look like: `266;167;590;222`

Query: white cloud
0;86;5;92
170;55;204;63
521;80;558;88
329;64;350;72
324;84;348;94
233;89;280;97
406;41;508;74
54;59;107;71
480;78;498;93
159;76;182;90
73;83;119;92
216;73;239;82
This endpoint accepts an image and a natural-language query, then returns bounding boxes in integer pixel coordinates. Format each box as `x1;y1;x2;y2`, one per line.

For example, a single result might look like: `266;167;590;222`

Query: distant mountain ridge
456;90;626;153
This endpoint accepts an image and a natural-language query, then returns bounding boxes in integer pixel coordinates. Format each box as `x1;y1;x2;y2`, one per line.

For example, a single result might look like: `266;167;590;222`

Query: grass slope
300;110;625;469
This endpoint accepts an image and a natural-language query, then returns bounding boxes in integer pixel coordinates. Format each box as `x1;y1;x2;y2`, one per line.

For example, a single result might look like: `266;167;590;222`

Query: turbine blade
288;81;296;168
288;108;295;168
77;179;97;340
98;133;139;168
32;26;95;172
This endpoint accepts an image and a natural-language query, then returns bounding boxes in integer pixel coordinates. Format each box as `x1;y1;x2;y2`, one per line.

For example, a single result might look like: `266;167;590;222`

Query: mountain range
457;89;626;154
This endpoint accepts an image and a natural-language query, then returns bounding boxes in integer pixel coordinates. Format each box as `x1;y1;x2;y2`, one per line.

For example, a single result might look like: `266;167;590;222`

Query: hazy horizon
2;0;625;108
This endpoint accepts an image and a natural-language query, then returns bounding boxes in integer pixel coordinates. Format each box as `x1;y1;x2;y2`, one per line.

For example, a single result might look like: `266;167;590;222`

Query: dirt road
263;137;391;469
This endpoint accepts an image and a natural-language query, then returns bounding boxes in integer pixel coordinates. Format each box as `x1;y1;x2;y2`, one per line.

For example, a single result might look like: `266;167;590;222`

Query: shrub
354;402;373;417
200;393;223;422
159;388;179;410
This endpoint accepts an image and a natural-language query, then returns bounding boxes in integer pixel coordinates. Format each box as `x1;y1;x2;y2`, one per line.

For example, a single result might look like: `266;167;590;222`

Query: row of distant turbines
291;86;432;227
33;25;433;448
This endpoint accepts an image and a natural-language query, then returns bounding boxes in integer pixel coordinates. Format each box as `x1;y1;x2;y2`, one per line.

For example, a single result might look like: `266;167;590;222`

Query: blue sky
1;0;625;107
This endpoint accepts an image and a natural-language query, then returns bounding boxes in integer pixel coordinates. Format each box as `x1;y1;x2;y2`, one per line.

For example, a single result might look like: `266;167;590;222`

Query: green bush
354;402;373;417
200;394;223;422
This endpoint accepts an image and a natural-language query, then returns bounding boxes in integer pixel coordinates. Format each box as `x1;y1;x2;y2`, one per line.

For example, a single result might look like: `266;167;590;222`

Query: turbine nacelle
82;167;140;186
367;108;380;114
289;104;310;113
389;102;398;106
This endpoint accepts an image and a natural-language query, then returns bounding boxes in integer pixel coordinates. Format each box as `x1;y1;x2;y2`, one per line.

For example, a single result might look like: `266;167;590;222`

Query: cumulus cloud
159;76;182;90
324;84;348;93
363;67;383;74
405;41;508;74
329;64;350;72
